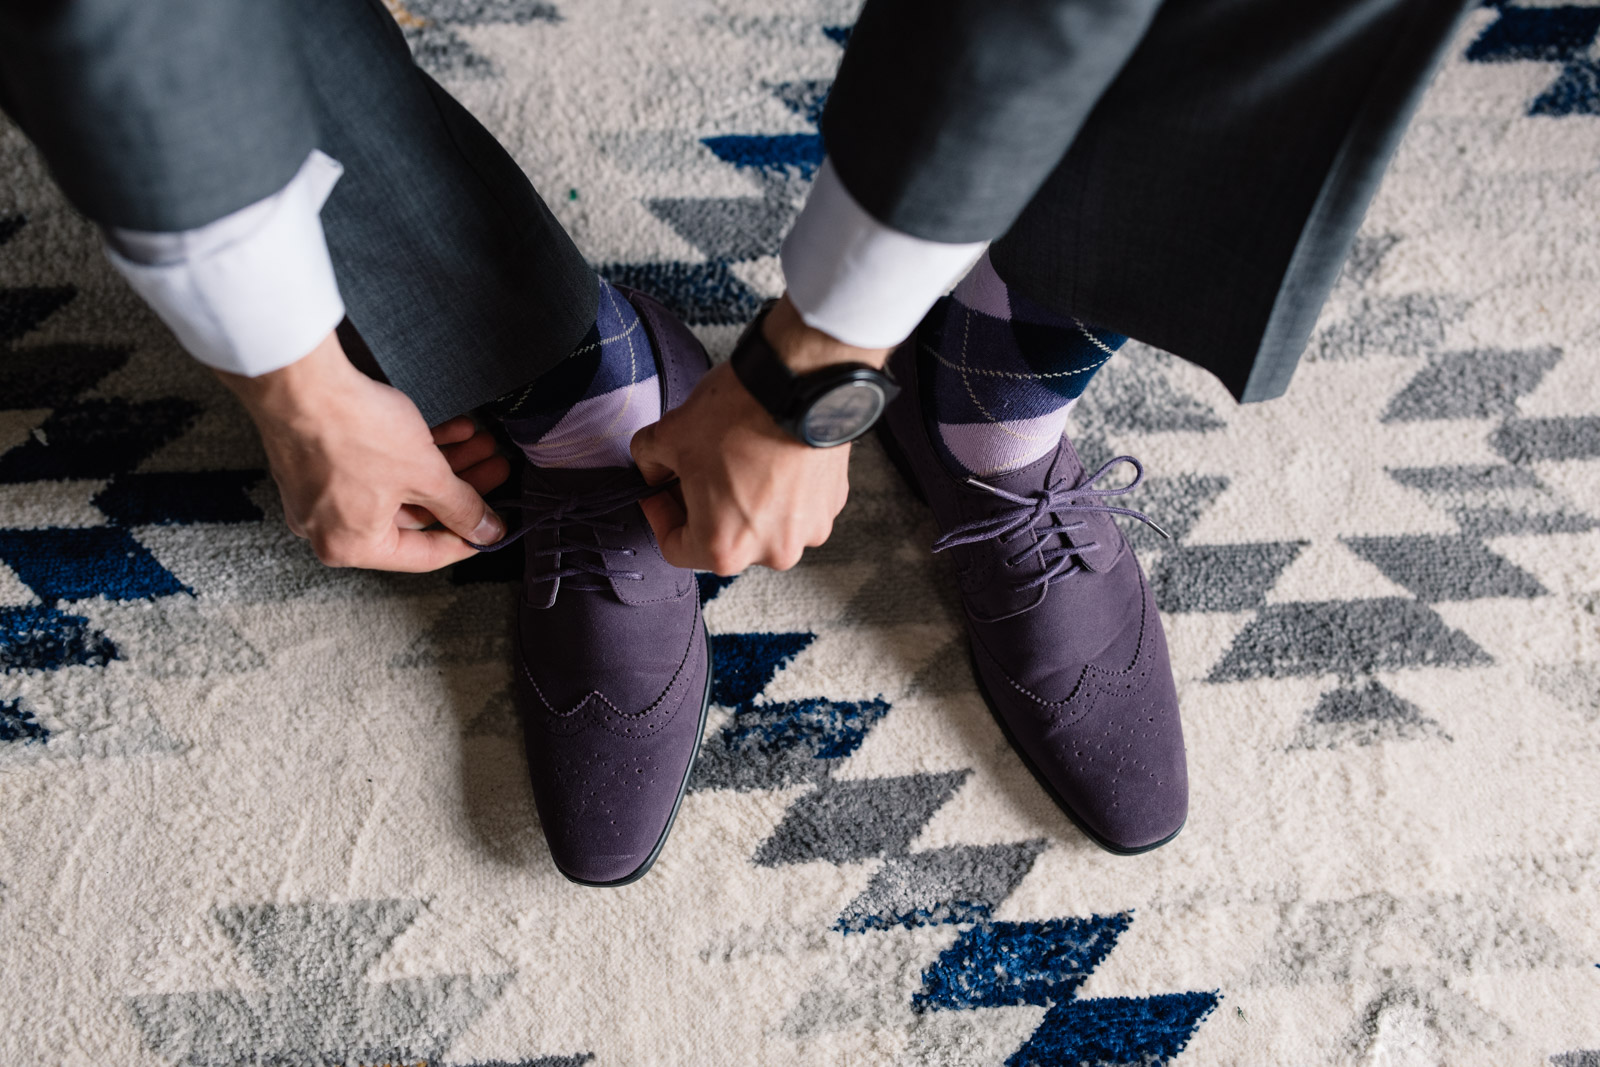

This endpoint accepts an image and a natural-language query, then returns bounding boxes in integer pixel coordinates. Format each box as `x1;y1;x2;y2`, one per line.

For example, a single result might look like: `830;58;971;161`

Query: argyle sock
489;277;660;469
919;252;1125;478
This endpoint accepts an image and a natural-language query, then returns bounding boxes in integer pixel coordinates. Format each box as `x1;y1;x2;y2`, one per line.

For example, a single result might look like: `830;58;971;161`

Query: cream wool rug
2;2;1599;1064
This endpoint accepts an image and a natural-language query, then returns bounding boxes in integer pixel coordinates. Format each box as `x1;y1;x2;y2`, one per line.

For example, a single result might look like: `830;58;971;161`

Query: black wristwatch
729;302;900;448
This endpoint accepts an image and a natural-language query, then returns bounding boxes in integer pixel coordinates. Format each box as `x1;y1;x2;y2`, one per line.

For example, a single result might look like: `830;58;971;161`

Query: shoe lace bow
932;456;1170;594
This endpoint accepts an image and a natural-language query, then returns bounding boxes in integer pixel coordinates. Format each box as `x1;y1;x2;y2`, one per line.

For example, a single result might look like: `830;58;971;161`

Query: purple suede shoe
488;288;712;886
877;345;1188;854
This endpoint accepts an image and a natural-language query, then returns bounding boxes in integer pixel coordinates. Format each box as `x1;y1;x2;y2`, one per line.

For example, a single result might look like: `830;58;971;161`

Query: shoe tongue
1042;435;1088;492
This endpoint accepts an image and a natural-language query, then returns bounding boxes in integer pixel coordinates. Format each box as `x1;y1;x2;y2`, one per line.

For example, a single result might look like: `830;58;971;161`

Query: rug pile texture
2;1;1598;1064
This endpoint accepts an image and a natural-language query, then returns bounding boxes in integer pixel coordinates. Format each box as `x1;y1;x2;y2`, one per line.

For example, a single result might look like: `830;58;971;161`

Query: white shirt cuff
103;150;347;377
780;158;987;349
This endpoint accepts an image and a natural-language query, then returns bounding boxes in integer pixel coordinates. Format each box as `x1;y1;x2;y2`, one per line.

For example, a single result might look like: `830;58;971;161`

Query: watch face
802;380;887;446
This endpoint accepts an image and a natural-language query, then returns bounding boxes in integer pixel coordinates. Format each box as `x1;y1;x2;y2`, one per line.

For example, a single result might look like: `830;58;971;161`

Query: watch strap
729;301;798;420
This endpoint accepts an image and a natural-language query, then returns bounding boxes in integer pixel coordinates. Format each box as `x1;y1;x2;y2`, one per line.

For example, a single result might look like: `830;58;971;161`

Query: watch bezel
788;369;892;448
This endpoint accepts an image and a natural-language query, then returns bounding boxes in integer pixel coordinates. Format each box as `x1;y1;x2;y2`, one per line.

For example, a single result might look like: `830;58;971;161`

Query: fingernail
474;511;506;544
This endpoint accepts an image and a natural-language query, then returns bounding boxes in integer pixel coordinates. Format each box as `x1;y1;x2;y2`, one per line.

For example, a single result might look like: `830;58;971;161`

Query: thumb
630;421;676;487
415;465;506;546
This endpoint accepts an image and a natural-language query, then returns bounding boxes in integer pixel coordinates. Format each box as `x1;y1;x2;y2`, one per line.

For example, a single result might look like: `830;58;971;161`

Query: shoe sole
558;619;715;888
874;423;1184;857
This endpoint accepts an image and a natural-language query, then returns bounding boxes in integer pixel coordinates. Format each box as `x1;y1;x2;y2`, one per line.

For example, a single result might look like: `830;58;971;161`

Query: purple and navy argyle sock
491;277;660;469
919;252;1125;478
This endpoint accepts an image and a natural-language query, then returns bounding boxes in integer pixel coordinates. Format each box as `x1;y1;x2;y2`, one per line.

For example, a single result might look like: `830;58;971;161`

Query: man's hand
217;330;510;572
630;295;891;575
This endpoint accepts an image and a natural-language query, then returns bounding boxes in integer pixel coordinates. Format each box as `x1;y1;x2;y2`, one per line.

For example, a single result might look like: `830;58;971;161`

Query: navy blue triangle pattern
0;344;132;410
596;25;849;325
914;913;1132;1012
701;133;825;179
1467;3;1600;117
1;286;76;345
913;912;1218;1065
0;605;118;673
695;571;737;605
708;631;815;708
92;471;266;527
690;618;893;792
0;698;48;745
0;528;189;602
0;398;200;483
0;213;280;679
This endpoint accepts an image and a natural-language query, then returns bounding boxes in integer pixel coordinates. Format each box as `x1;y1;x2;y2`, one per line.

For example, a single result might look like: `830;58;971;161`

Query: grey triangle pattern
1120;473;1231;552
1343;534;1546;602
1260;888;1580;987
1207;599;1491;683
1387;464;1595;537
688;697;894;793
1072;343;1227;435
1289;679;1448;749
0;693;187;766
1148;541;1307;613
128;900;514;1067
217;899;420;985
906;637;974;697
1382;347;1562;423
392;587;516;668
399;0;561;79
1551;1052;1600;1067
1532;663;1600;721
833;839;1047;933
1312;292;1469;360
465;683;521;738
754;770;970;866
86;600;266;679
690;731;832;792
1340;232;1403;286
648;196;797;262
1491;416;1600;464
838;545;961;629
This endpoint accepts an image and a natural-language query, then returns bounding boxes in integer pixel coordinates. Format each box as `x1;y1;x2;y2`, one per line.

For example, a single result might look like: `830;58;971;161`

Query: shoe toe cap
537;755;678;883
1040;692;1189;853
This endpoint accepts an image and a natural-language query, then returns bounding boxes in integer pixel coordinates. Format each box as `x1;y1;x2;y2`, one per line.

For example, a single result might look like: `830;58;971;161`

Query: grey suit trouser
2;0;1472;417
0;0;598;426
827;0;1474;402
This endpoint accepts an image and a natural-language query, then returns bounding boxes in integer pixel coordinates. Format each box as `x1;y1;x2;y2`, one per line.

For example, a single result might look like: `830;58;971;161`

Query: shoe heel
873;420;929;506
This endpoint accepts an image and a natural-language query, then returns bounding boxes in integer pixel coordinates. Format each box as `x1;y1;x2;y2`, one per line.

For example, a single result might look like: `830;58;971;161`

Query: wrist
762;293;892;374
214;330;363;427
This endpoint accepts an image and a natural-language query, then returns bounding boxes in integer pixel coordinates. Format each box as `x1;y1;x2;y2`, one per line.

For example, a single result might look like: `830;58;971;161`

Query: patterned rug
3;2;1598;1064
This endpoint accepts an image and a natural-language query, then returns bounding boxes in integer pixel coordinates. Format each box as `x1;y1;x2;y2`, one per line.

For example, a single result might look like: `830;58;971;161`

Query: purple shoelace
472;477;676;592
932;456;1171;594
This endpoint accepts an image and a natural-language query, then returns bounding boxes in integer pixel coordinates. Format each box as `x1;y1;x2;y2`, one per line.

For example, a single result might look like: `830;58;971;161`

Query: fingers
413;463;506;546
440;428;499;473
430;416;479;447
456;454;511;495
